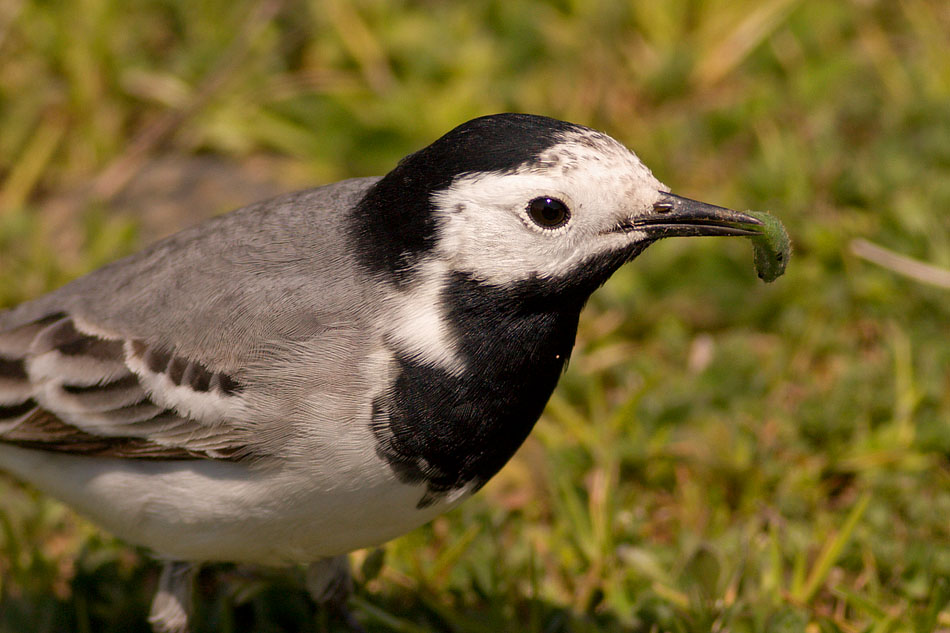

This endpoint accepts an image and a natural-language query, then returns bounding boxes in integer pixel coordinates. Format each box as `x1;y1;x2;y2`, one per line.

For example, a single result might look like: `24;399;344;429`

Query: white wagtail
0;113;764;632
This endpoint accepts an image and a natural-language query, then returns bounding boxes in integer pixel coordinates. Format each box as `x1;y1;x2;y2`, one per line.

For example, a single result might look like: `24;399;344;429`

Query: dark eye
526;197;570;229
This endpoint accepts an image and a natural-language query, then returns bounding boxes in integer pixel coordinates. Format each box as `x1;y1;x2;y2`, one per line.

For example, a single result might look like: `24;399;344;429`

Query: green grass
2;0;950;631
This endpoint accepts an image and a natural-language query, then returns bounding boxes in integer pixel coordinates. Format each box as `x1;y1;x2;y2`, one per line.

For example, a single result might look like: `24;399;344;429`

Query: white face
429;129;668;286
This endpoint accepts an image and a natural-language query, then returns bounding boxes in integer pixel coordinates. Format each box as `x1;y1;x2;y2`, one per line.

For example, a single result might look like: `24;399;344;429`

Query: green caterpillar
746;210;791;283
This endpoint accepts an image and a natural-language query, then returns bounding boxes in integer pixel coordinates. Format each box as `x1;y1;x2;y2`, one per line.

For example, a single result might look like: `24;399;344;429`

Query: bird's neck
371;271;590;508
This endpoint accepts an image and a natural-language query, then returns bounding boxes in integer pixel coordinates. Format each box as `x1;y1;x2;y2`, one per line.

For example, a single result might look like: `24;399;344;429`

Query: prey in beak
615;191;789;282
605;191;788;282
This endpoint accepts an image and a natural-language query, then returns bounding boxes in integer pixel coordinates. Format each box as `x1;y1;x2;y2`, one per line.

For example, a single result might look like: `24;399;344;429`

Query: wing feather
0;313;251;460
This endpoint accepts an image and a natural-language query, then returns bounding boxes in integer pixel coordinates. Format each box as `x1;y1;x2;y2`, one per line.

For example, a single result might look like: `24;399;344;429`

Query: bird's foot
306;556;366;633
148;561;197;633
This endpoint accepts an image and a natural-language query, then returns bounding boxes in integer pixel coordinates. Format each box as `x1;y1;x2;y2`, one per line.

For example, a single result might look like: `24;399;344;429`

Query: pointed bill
632;192;764;238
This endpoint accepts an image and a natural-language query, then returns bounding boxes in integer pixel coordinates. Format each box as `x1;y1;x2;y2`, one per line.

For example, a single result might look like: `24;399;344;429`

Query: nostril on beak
652;201;674;214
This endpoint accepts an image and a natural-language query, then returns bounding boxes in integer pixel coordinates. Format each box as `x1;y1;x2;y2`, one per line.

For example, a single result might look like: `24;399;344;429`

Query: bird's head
353;113;762;295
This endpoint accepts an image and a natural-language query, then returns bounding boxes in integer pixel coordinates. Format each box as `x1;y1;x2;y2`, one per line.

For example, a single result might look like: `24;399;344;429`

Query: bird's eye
526;197;570;229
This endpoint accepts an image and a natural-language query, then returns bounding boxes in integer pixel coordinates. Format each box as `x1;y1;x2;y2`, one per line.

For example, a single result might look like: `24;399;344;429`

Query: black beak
628;192;762;238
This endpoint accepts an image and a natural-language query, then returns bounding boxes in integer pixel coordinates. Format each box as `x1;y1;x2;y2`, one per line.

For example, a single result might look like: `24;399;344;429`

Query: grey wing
0;313;244;459
0;177;379;461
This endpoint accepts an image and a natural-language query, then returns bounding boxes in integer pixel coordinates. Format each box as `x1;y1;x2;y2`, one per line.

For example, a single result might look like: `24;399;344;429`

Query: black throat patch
371;247;641;508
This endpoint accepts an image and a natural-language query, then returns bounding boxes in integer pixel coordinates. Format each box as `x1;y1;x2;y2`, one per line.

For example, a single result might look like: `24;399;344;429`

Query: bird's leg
305;556;366;633
148;561;198;633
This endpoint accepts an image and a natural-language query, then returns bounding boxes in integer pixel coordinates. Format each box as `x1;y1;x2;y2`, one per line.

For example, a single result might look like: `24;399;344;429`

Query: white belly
0;444;467;565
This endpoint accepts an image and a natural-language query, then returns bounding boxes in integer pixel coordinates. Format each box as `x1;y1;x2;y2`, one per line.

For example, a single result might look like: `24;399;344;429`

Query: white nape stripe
381;261;465;376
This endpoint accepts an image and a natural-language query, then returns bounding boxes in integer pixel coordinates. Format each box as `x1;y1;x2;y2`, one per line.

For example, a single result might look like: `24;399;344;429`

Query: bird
0;113;763;632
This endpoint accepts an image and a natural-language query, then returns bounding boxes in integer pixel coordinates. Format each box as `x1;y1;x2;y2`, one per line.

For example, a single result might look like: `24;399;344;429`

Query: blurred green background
1;0;949;631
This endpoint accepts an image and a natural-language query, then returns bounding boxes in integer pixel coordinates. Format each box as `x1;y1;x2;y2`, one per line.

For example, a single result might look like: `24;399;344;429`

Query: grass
1;0;950;631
